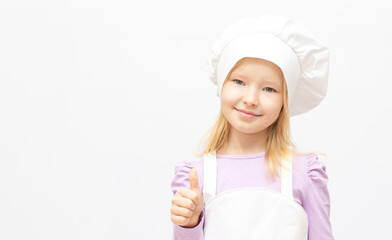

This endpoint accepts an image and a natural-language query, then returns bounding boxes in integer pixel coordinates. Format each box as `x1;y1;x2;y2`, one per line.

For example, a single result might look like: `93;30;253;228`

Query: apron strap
280;155;294;200
203;151;217;205
203;151;294;203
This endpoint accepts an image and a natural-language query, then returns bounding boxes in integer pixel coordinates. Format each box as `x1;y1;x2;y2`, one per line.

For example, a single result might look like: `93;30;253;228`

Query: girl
170;15;334;240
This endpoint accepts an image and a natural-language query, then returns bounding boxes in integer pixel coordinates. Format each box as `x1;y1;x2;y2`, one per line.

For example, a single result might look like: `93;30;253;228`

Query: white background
1;0;391;239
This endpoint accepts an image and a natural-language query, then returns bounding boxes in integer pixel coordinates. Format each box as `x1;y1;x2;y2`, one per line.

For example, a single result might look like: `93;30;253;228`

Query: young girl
170;15;334;240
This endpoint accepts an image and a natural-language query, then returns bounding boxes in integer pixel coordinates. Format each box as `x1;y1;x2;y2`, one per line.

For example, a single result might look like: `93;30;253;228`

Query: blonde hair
195;57;294;180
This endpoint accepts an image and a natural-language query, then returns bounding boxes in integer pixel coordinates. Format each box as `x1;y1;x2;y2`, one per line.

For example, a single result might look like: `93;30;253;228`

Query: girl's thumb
188;168;200;191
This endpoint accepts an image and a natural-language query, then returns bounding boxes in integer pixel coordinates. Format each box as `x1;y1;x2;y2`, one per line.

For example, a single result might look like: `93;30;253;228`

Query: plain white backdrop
1;0;391;239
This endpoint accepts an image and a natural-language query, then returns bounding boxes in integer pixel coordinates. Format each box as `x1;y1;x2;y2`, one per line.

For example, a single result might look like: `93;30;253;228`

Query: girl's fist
171;168;204;228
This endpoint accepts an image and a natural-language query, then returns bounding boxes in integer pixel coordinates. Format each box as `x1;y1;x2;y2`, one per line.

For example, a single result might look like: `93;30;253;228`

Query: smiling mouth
234;108;261;117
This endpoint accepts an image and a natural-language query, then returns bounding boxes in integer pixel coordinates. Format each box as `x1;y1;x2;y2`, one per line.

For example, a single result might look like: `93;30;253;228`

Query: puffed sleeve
303;153;335;240
171;160;205;240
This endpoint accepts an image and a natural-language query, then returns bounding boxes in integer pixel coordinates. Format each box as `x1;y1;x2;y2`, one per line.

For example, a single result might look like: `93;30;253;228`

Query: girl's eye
233;79;244;85
264;87;276;93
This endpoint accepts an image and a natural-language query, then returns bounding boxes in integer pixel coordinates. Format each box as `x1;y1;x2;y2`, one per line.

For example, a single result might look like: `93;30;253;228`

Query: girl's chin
229;124;268;135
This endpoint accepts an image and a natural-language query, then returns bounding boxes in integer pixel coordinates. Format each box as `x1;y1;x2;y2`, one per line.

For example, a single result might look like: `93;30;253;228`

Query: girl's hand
171;168;205;228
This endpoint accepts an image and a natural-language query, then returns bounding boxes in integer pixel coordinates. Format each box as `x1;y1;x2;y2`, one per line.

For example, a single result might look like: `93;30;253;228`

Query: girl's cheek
260;96;279;107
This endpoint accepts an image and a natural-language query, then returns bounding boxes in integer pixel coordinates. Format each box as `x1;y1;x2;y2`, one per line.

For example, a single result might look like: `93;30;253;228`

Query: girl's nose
242;88;259;106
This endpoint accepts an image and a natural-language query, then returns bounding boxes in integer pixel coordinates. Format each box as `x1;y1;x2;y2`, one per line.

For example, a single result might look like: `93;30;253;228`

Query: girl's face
221;59;284;135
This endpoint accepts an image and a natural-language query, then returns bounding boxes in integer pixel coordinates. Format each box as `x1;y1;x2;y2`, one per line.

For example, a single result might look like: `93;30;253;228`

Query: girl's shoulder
174;157;204;175
292;151;329;188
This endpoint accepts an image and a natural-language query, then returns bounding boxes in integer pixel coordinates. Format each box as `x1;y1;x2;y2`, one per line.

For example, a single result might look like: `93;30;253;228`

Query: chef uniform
203;152;308;240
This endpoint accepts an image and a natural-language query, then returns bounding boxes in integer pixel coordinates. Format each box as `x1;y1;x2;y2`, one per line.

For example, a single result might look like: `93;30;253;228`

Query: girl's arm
303;153;335;240
171;160;205;240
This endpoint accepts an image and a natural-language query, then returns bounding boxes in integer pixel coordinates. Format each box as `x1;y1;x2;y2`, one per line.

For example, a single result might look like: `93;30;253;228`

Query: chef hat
207;15;329;116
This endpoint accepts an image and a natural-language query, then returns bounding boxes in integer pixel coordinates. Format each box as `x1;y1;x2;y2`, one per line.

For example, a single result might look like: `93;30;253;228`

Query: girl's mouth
235;108;261;119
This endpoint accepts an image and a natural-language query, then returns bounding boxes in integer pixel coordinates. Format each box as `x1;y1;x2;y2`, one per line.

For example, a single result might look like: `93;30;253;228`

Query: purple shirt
171;152;334;240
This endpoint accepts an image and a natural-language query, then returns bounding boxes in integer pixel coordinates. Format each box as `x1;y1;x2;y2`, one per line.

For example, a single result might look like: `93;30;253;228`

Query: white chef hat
207;15;329;116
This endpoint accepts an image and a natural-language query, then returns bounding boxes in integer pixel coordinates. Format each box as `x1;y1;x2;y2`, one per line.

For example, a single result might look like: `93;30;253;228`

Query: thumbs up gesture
171;168;205;228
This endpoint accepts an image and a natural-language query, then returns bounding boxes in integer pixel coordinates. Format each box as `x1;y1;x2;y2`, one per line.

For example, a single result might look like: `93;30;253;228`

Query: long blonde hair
195;57;294;180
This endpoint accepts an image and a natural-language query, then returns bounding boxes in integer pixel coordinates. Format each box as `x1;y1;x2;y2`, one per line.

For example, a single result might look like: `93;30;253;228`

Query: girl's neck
217;127;268;155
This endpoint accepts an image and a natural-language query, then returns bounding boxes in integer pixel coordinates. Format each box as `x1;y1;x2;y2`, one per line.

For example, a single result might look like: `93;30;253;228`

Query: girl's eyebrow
232;73;281;86
231;73;248;79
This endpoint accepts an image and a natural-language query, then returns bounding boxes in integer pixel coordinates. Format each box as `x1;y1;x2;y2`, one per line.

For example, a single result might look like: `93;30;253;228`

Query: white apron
203;151;308;240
